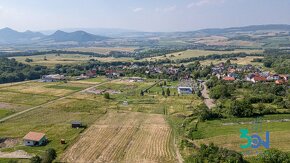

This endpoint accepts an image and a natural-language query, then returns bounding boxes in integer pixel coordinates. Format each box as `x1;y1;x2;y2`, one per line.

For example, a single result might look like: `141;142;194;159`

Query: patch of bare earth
0;138;20;148
0;150;32;159
0;138;32;159
61;111;179;163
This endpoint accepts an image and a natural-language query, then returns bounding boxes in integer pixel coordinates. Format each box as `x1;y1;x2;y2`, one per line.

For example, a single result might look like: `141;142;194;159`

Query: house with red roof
275;79;287;85
251;76;267;83
223;77;235;81
23;132;47;146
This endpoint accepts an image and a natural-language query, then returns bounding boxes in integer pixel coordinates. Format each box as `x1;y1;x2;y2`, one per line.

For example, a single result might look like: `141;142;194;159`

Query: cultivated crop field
143;49;263;61
62;111;179;163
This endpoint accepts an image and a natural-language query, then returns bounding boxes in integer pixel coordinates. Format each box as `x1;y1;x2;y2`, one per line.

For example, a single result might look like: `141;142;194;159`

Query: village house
85;69;97;78
23;132;47;146
267;74;280;81
105;70;121;79
223;76;235;81
280;75;289;81
275;80;287;85
177;87;193;94
41;74;65;82
251;76;267;83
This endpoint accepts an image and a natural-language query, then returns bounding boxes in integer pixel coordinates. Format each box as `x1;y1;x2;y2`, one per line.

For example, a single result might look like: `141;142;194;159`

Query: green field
11;54;134;67
1;77;289;162
143;49;263;61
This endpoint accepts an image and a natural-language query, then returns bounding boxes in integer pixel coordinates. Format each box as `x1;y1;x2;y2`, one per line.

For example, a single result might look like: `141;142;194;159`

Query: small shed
23;132;47;146
71;121;82;128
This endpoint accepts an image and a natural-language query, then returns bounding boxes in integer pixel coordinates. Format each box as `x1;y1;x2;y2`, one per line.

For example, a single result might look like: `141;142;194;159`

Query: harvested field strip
61;111;179;163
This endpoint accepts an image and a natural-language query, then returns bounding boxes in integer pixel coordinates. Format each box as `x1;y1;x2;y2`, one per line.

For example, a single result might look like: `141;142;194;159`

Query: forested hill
0;58;48;84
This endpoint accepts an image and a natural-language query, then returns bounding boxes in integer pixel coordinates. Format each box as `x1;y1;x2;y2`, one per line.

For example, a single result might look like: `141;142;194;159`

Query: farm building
178;87;193;94
23;132;47;146
41;74;65;82
71;121;82;128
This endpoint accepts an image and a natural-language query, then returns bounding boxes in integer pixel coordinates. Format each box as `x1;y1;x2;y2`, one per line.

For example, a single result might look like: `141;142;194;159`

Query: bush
30;156;42;163
199;105;223;121
210;84;231;99
228;100;254;117
41;148;57;163
258;149;290;163
187;143;245;163
104;92;110;99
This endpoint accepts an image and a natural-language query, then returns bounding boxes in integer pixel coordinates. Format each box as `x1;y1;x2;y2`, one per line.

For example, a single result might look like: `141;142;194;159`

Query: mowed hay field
143;49;263;61
11;54;133;67
62;111;179;163
199;56;264;66
66;47;137;54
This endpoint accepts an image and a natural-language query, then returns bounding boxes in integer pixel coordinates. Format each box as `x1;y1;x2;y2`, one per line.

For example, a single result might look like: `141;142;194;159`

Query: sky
0;0;290;32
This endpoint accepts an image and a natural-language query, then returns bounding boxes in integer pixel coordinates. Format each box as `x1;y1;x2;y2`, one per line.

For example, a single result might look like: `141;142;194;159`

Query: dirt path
0;150;32;159
201;82;215;109
62;111;180;163
0;80;114;123
174;137;184;163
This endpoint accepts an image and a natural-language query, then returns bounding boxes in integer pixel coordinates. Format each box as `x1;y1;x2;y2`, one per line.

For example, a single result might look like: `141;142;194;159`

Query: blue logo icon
240;129;270;149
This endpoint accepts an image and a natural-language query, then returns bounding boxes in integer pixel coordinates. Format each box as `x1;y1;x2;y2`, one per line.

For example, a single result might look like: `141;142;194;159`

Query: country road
201;82;215;109
0;80;113;123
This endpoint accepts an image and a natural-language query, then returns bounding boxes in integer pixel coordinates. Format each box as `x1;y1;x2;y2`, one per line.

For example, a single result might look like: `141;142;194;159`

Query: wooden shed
71;121;82;128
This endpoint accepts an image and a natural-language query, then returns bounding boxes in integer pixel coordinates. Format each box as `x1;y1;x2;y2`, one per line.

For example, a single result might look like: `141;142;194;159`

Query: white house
41;74;65;82
23;132;47;146
177;87;193;94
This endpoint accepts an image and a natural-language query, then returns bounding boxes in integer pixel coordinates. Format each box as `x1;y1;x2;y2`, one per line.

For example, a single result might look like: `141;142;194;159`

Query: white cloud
187;0;225;8
133;8;143;12
155;5;176;13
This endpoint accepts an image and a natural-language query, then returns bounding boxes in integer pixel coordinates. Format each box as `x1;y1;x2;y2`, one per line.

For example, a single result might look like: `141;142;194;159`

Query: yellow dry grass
61;111;178;163
66;47;137;54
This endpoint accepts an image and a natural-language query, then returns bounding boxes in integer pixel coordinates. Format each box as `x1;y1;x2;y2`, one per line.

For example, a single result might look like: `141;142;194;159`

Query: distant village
40;61;289;98
212;62;289;85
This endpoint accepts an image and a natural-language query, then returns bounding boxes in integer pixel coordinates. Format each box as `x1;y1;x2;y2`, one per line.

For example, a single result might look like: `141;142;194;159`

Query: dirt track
61;111;179;163
201;82;215;109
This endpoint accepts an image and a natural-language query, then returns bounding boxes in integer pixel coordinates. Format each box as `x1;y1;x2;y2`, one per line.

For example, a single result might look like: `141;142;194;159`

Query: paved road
201;82;215;109
0;80;112;123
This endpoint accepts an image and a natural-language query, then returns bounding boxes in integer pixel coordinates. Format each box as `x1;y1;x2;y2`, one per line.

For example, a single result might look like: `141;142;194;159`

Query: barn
23;132;47;146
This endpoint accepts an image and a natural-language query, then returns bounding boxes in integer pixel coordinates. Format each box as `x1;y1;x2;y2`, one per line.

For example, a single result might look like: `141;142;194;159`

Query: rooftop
23;132;45;141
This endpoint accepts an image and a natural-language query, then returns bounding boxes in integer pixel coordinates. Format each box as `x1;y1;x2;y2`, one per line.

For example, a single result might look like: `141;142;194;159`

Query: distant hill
44;30;109;42
0;27;44;44
191;24;290;35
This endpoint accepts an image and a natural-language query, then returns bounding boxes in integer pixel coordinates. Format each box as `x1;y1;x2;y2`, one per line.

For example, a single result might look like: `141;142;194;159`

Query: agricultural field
62;111;179;163
192;36;263;48
194;116;290;154
1;75;289;162
143;49;263;61
0;78;110;161
11;54;134;67
199;56;264;66
66;47;137;54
